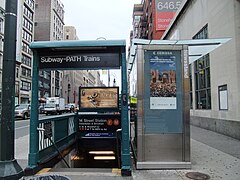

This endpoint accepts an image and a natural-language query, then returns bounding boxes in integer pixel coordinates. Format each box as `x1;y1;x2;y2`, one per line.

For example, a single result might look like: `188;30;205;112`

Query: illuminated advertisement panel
144;49;182;133
155;0;182;30
149;51;177;109
79;87;119;111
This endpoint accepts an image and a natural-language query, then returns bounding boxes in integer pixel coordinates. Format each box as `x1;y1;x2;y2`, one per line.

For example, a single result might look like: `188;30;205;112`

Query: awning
128;38;231;70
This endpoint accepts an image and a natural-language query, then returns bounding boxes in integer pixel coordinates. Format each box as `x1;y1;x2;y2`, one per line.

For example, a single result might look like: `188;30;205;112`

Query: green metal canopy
28;39;131;175
30;39;126;50
30;40;127;70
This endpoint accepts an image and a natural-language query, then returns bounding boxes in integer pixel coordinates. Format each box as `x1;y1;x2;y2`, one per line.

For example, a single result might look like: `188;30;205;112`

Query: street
15;119;30;139
14;113;53;169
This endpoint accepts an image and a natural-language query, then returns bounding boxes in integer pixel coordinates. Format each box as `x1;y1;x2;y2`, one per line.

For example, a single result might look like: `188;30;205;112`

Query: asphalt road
15;114;46;139
14;113;50;169
15;119;30;139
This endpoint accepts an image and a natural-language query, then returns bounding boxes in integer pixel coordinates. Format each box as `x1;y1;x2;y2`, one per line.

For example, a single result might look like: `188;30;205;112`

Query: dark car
65;104;75;113
39;105;45;114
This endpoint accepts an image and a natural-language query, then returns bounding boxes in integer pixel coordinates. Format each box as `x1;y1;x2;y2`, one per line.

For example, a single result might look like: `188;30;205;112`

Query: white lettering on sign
66;56;82;62
183;50;189;78
40;55;101;63
41;57;65;63
157;0;182;11
83;56;100;62
152;51;173;55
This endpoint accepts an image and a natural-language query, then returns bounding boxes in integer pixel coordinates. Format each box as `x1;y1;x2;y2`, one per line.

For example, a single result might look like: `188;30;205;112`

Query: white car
15;104;31;119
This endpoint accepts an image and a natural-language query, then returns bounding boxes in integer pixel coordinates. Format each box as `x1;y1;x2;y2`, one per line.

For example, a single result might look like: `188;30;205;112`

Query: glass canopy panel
128;38;231;70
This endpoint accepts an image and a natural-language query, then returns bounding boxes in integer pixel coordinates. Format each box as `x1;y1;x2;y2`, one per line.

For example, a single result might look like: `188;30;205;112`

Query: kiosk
128;38;230;169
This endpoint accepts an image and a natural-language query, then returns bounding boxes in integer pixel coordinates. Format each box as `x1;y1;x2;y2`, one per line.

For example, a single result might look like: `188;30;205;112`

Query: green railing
27;114;78;172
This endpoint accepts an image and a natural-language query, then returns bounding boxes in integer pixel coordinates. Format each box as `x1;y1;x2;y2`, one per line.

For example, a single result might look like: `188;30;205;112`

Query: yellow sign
130;97;137;104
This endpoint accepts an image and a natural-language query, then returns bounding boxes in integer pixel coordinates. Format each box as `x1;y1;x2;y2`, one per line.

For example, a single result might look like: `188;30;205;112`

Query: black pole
0;0;24;179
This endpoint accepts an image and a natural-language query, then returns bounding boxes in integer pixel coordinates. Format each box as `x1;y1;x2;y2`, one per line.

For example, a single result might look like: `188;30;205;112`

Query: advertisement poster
79;87;119;110
150;51;177;109
79;115;121;137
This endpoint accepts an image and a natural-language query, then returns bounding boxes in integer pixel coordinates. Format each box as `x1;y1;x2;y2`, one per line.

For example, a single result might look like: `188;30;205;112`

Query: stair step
30;168;133;180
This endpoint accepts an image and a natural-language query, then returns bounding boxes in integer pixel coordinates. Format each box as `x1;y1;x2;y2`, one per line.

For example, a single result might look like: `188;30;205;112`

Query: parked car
15;104;31;119
39;105;45;114
65;104;75;113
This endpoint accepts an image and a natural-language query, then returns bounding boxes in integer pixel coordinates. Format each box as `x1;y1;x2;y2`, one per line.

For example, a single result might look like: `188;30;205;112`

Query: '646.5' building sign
39;53;120;69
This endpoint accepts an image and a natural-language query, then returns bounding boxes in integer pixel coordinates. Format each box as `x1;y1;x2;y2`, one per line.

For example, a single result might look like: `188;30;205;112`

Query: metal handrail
37;127;70;168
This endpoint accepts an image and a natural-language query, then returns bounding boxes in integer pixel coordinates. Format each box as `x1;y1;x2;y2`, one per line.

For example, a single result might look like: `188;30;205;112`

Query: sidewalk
19;125;240;180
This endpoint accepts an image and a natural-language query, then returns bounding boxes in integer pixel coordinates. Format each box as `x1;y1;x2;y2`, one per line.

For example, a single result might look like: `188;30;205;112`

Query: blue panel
144;50;183;133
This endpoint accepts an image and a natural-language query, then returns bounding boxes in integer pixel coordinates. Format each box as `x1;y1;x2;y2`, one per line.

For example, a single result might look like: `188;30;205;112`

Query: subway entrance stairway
17;125;240;180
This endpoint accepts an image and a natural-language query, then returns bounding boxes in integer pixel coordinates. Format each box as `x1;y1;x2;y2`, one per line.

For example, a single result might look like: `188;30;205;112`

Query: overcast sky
61;0;141;42
60;0;141;86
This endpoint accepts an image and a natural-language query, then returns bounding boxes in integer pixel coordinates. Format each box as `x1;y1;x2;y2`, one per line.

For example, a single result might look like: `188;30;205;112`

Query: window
23;17;33;32
21;80;31;91
39;70;44;77
22;30;32;43
0;18;4;34
55;79;59;87
55;88;60;97
21;67;31;77
22;41;32;55
15;82;19;95
39;81;43;88
22;54;31;66
16;68;19;78
43;82;50;89
194;54;211;109
193;25;211;109
23;5;33;20
25;0;34;9
218;85;228;110
44;71;50;80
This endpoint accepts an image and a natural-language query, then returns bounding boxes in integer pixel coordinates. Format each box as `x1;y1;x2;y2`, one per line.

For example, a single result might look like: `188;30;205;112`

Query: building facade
132;0;183;41
34;0;64;98
62;26;102;105
63;25;81;105
161;0;240;140
15;0;35;104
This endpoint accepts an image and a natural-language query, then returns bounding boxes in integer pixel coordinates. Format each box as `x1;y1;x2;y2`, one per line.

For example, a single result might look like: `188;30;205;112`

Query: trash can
26;174;70;180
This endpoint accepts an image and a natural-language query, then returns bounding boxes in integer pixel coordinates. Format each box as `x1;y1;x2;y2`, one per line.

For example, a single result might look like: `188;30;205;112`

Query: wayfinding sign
39;52;120;69
79;114;121;137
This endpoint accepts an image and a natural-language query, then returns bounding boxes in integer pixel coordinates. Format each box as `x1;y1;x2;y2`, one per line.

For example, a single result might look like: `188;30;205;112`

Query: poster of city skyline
150;54;177;109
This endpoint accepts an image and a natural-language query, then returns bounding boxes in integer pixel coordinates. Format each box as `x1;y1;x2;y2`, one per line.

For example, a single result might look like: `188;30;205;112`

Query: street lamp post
109;72;116;87
0;0;24;179
108;70;110;86
113;78;116;87
68;84;71;103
